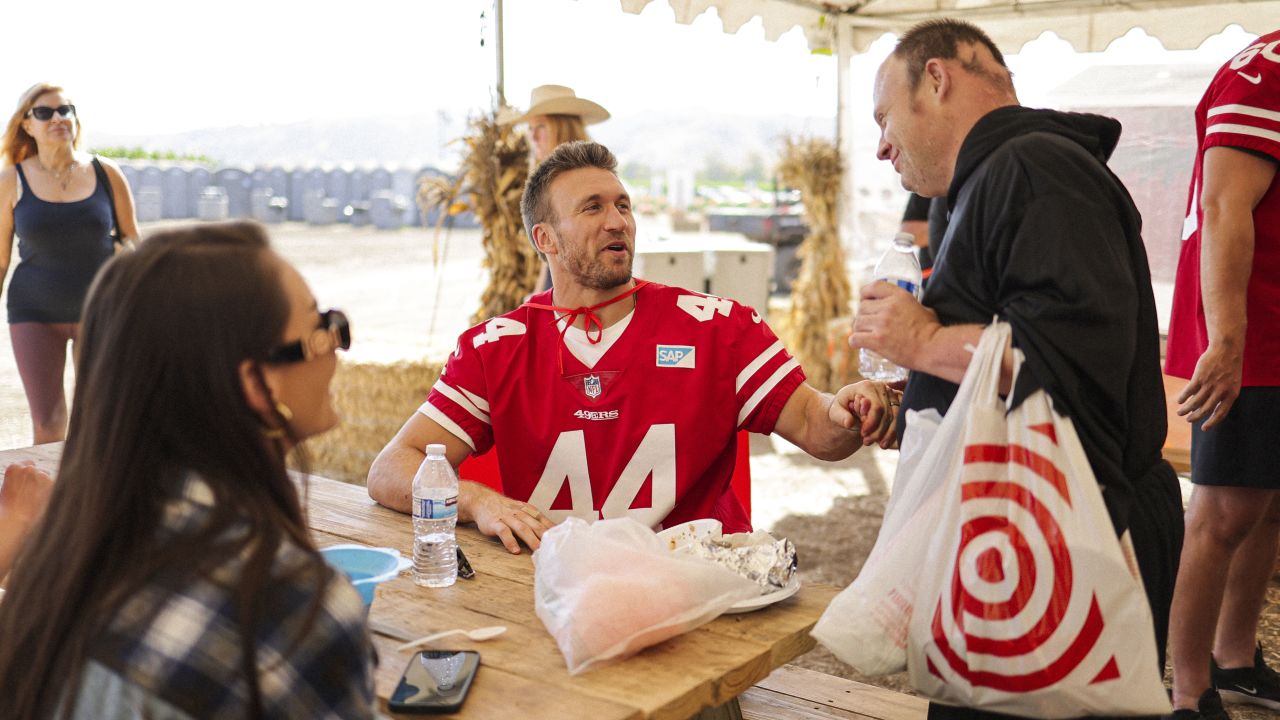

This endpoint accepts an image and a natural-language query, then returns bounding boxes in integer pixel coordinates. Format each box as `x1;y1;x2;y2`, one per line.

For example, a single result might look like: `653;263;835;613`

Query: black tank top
9;160;115;323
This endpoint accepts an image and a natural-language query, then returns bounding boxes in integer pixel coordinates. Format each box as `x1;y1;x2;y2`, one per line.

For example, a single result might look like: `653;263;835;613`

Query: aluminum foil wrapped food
678;530;797;593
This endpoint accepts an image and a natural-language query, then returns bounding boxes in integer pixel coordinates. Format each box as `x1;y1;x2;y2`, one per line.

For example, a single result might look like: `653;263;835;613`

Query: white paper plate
722;575;801;614
657;518;723;551
657;520;801;613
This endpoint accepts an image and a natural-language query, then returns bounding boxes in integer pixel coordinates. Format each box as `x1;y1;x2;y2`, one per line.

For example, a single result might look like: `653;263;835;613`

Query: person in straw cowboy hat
500;84;611;165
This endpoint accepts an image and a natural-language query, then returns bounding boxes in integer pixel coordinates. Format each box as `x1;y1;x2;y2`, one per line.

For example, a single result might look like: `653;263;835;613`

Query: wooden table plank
1162;374;1192;474
371;635;641;720
695;584;836;668
307;476;838;719
753;666;928;720
339;546;775;720
740;687;870;720
0;443;62;473
303;475;548;587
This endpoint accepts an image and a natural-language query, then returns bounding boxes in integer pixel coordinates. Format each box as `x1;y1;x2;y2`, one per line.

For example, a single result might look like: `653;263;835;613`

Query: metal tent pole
495;0;506;108
835;20;845;150
835;18;861;283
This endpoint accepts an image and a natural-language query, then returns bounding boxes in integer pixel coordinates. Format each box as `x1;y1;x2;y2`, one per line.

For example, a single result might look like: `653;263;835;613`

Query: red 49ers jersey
1166;29;1280;386
422;282;805;532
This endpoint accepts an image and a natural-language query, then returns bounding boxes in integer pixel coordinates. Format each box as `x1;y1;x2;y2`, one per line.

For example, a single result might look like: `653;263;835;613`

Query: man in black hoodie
851;19;1184;720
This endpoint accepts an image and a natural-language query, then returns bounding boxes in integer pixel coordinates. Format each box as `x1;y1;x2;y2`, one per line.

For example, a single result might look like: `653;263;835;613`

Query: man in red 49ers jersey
1165;29;1280;720
368;141;898;553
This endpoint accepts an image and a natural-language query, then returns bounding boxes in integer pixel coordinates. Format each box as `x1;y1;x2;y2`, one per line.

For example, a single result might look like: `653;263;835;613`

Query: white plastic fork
396;625;508;653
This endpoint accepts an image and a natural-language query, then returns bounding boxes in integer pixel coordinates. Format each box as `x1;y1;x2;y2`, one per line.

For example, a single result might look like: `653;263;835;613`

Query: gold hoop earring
262;401;293;440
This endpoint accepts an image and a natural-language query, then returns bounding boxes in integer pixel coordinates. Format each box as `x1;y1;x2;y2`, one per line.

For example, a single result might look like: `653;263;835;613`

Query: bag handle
964;320;1010;405
91;156;122;245
963;320;1034;410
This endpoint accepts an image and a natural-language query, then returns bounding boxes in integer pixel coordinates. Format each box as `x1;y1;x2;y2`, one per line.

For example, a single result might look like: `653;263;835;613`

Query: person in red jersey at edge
369;141;899;553
1165;28;1280;720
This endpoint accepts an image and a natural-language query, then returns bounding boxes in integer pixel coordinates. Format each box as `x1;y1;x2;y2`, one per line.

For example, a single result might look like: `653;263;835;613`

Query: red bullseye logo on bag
889;326;1168;716
925;424;1121;693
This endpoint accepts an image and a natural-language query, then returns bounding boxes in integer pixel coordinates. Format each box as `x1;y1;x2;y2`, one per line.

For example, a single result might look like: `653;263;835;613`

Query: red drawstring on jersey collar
524;280;649;373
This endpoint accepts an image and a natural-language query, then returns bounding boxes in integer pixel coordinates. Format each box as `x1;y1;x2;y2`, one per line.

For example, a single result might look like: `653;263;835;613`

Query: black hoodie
900;105;1175;535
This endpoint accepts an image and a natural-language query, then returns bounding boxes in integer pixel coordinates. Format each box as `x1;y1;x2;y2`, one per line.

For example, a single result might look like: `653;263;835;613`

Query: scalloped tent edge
607;0;1280;54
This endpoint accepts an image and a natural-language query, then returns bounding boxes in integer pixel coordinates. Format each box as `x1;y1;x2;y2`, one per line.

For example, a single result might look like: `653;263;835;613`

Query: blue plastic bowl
320;544;407;605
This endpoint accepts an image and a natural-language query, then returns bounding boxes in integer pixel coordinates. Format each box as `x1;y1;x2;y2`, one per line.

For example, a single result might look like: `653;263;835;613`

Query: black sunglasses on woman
265;309;350;364
26;104;75;121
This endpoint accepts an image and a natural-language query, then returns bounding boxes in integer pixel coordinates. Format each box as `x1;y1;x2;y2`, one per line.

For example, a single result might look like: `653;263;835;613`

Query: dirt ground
763;456;1280;720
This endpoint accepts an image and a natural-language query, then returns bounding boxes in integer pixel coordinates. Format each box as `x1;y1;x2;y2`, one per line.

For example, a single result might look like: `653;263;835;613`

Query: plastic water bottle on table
859;231;923;383
412;443;458;587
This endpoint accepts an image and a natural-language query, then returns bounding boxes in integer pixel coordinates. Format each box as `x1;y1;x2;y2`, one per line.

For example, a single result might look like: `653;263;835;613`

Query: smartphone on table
388;650;480;714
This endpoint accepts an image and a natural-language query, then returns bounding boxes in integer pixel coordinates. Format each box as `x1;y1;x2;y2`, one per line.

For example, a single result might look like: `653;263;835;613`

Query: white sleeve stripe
431;380;490;424
417;401;477;451
1208;103;1280;123
460;387;490;412
735;340;786;392
1206;123;1280;144
737;358;800;426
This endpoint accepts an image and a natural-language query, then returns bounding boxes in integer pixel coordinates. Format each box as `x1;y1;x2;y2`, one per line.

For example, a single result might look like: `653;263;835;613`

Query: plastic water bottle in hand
412;443;458;587
859;232;923;383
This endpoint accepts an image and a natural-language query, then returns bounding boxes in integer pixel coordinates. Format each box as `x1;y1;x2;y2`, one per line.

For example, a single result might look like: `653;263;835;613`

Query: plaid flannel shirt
62;477;376;719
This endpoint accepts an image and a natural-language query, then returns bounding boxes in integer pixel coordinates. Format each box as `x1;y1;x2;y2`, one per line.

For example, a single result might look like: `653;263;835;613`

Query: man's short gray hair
520;141;619;251
893;19;1013;94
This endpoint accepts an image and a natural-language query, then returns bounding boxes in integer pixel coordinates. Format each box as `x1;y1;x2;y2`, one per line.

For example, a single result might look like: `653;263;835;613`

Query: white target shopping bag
812;405;953;676
907;322;1170;718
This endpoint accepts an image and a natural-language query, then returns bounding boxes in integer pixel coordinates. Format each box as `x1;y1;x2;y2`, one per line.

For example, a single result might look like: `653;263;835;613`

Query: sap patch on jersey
656;344;695;368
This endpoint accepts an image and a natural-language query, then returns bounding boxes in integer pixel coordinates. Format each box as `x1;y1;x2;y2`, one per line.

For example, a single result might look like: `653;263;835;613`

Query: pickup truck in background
705;207;808;294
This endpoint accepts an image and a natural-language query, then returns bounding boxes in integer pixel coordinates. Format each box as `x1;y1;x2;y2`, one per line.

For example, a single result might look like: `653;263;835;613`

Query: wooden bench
739;665;927;720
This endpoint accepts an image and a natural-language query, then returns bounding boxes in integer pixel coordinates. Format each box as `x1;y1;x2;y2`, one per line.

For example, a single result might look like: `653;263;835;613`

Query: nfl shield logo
584;374;602;399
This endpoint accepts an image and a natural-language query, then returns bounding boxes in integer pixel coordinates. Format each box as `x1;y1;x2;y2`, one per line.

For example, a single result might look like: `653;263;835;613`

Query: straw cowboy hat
498;85;611;126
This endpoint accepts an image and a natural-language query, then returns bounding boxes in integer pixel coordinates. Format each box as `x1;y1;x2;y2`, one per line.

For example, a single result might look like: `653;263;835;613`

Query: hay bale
300;359;444;484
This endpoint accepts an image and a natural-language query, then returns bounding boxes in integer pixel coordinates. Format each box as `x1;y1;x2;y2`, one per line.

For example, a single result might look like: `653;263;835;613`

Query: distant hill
596;111;834;174
92;114;457;169
91;110;834;175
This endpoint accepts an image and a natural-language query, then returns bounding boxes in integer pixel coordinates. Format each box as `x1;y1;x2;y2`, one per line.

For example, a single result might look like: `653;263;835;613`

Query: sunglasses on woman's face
26;105;76;122
265;309;351;364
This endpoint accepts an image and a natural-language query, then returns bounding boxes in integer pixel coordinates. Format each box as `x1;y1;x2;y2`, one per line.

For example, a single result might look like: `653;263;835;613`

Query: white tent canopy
611;0;1280;53
595;0;1275;268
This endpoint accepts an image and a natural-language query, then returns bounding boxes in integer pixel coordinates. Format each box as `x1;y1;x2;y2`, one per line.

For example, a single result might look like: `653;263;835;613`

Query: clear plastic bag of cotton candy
532;517;759;674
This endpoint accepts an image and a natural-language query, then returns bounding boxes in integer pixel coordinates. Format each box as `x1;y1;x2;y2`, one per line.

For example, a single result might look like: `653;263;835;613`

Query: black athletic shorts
1190;386;1280;488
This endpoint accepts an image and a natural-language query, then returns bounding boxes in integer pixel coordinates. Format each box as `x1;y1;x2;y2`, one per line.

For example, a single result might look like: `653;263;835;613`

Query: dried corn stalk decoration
418;112;538;325
417;174;463;269
777;136;850;392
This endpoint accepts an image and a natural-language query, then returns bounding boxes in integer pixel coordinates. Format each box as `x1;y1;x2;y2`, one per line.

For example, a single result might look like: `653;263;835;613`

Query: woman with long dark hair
0;82;141;443
0;222;373;718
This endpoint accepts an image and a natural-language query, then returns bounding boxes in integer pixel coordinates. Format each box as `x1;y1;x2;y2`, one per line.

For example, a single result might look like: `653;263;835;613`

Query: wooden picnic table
0;443;839;720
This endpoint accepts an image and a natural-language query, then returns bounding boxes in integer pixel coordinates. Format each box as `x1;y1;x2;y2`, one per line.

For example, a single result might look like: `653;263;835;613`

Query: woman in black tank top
0;83;139;443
